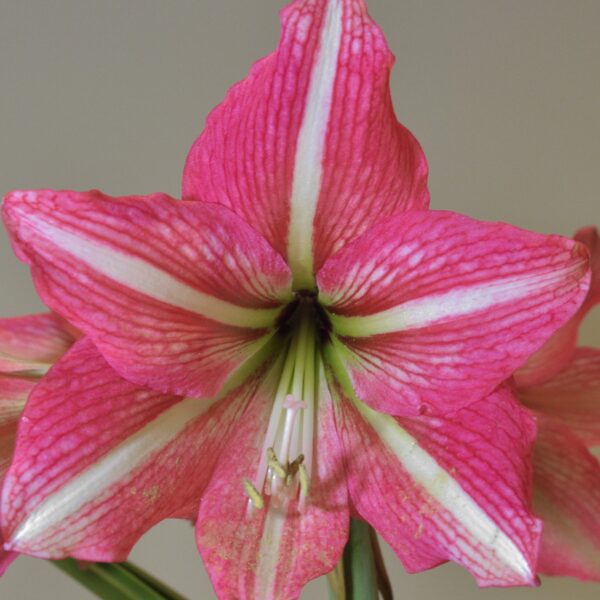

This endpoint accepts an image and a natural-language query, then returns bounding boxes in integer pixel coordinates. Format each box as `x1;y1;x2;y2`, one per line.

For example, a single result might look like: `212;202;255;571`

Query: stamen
245;305;320;515
299;463;310;498
267;448;287;480
299;322;316;505
244;479;264;510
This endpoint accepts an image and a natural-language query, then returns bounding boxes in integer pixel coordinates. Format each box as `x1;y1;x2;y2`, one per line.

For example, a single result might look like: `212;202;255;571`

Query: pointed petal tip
320;211;592;415
184;0;429;272
474;570;540;589
0;548;18;577
4;189;55;214
336;383;543;588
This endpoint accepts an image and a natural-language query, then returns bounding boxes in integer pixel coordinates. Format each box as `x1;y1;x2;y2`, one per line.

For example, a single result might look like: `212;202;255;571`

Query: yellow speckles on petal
144;485;160;503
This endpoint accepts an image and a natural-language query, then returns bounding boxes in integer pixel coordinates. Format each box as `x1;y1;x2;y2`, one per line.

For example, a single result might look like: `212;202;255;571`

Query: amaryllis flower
0;1;592;598
0;313;75;574
515;227;600;581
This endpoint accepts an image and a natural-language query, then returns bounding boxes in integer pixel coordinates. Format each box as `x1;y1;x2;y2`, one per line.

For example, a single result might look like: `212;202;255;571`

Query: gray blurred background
0;1;598;598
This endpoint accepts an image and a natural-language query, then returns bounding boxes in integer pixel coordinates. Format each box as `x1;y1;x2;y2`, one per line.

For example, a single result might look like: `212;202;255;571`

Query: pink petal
519;348;600;446
334;383;541;587
576;226;600;308
0;548;17;576
0;313;74;374
516;226;599;386
196;363;348;600
0;376;34;476
0;319;69;578
513;318;580;387
0;376;35;577
533;415;600;580
1;338;249;560
183;0;429;288
3;190;292;398
319;210;590;416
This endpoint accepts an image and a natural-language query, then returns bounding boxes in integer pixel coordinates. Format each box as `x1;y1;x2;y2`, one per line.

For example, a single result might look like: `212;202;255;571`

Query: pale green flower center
243;292;330;514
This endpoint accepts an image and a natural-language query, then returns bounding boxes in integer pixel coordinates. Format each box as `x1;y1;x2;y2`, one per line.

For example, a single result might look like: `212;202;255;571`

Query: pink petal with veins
334;384;541;587
576;226;600;308
319;210;590;416
197;364;347;600
513;319;580;387
520;348;600;446
516;226;599;386
0;376;33;473
533;415;600;580
0;375;38;576
1;339;250;560
0;313;74;374
183;0;428;286
3;190;292;398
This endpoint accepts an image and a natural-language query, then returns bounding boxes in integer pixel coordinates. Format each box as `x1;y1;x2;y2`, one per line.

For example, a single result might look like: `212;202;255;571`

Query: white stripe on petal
27;215;280;329
9;396;218;546
287;0;344;289
330;267;581;337
253;505;286;599
354;399;532;580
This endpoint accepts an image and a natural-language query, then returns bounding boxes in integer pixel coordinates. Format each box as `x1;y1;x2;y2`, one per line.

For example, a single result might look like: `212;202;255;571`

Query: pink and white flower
0;1;593;598
516;227;600;581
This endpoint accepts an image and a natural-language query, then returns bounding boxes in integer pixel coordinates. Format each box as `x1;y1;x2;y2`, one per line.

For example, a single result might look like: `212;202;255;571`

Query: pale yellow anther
243;479;264;510
299;463;310;498
267;447;287;479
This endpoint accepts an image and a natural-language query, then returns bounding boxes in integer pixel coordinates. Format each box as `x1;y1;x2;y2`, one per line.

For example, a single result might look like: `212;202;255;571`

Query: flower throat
243;290;332;514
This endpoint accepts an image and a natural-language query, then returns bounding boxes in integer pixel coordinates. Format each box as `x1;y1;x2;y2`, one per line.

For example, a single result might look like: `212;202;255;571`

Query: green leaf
123;561;188;600
52;559;189;600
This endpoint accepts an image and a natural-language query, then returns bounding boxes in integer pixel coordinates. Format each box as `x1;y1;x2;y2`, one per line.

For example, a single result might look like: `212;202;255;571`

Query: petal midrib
26;214;284;329
326;265;585;337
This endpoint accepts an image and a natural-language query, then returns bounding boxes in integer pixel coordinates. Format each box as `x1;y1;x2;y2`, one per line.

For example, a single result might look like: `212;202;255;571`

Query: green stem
118;562;188;600
341;519;380;600
52;559;189;600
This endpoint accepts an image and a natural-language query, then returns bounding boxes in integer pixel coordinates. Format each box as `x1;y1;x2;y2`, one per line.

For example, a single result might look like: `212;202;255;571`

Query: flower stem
337;518;381;600
52;559;189;600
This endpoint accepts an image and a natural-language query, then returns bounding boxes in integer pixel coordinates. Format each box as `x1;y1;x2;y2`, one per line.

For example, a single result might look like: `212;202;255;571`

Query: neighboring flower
0;313;75;574
516;227;599;388
0;1;592;599
516;227;600;581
